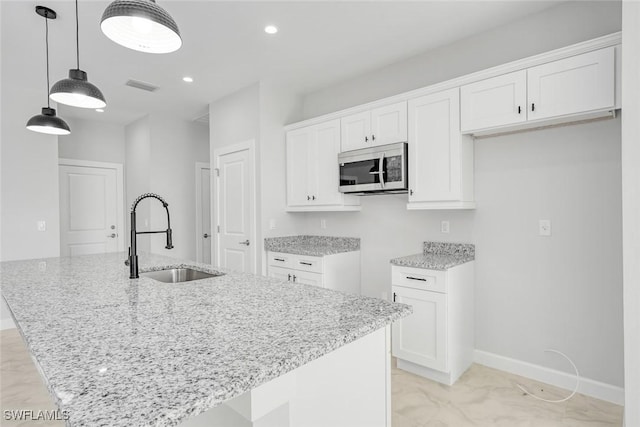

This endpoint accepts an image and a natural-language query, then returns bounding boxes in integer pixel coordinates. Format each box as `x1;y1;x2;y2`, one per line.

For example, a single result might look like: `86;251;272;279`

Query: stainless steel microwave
338;142;408;194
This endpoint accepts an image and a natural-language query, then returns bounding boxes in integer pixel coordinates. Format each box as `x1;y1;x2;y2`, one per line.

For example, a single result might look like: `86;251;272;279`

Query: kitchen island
1;253;410;427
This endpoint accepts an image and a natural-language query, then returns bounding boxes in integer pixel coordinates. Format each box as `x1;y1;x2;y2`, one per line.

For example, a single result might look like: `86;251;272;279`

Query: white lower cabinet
267;251;360;294
391;262;474;385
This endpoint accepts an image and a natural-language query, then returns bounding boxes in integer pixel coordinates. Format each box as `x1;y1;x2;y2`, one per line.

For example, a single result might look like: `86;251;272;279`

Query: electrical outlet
441;221;450;234
539;219;552;236
37;221;46;232
269;219;276;230
320;219;327;229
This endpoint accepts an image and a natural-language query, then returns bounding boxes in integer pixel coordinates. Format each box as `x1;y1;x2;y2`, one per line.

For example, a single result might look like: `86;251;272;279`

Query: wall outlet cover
321;219;327;229
539;219;552;236
441;221;450;234
37;220;46;232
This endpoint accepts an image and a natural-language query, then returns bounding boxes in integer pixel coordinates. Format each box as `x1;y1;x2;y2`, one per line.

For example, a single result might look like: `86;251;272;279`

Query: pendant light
26;6;71;136
100;0;182;54
49;0;106;109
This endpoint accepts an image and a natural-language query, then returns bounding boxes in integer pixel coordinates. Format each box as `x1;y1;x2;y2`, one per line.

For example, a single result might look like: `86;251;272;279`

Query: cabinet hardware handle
239;240;250;246
300;261;312;266
406;276;427;281
307;195;311;201
203;233;209;238
292;275;297;282
372;134;375;141
531;103;535;112
274;258;285;262
107;233;117;238
409;189;413;196
288;274;292;281
365;136;368;142
518;106;521;114
312;195;316;200
393;292;397;302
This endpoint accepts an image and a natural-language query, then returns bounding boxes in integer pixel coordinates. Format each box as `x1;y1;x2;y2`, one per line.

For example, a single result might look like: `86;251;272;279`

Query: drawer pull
287;274;292;281
274;258;285;262
300;261;313;266
406;276;427;282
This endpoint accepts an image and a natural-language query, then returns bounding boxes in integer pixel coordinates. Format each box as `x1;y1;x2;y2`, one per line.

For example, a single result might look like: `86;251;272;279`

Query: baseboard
474;350;624;406
0;318;16;330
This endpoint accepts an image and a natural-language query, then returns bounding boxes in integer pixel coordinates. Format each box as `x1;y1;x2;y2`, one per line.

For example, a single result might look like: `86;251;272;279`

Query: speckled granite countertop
390;242;475;270
1;253;409;427
264;235;360;256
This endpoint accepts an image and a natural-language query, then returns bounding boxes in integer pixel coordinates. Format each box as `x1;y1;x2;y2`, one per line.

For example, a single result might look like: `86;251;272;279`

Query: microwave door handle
378;153;385;188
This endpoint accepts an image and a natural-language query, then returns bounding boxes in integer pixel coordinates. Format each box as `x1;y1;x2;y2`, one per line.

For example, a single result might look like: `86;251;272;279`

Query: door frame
194;162;210;263
58;158;126;253
212;140;257;274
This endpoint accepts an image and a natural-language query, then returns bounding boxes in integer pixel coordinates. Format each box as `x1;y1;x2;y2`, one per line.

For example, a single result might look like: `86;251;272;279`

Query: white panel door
392;286;447;373
370;101;408;146
312;119;342;206
216;148;253;273
527;47;615;121
340;111;370;152
59;165;120;256
286;128;312;207
268;266;293;283
408;88;461;202
198;167;212;264
460;70;527;132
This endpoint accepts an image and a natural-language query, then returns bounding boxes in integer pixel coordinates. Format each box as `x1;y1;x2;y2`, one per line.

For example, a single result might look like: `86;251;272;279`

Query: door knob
107;233;117;238
203;233;210;238
239;240;250;246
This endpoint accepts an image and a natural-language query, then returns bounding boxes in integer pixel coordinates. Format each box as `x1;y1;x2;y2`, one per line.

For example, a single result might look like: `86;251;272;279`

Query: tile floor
1;329;624;426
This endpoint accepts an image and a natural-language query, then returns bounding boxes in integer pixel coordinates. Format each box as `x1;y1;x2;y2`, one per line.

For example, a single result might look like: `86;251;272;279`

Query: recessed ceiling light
96;108;105;113
183;76;194;83
264;25;278;35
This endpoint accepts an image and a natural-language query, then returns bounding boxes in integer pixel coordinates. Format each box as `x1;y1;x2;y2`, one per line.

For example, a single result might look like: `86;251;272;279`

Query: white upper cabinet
461;47;616;135
286;120;360;212
408;88;474;209
460;70;527;133
341;102;407;152
527;47;615;121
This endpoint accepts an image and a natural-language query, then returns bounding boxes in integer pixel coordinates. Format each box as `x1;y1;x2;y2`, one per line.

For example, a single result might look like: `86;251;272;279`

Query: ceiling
2;1;563;126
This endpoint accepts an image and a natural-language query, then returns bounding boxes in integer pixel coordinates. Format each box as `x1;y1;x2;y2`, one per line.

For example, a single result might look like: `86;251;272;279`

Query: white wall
298;1;624;388
125;115;209;261
58;117;125;164
621;1;640;424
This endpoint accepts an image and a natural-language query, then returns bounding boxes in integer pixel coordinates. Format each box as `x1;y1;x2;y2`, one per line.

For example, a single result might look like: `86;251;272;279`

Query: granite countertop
1;253;410;427
264;235;360;256
390;242;475;270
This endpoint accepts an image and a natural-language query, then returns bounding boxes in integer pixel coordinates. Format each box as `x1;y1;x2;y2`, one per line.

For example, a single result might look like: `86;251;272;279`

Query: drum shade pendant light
100;0;182;54
50;0;106;109
27;6;71;136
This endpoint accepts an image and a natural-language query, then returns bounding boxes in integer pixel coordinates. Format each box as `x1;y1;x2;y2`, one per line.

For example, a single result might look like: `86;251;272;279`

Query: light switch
37;221;46;232
269;219;276;230
539;219;552;236
441;221;450;234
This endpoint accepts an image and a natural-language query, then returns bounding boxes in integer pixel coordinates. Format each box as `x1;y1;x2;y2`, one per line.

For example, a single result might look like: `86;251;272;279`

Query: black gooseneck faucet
127;193;173;279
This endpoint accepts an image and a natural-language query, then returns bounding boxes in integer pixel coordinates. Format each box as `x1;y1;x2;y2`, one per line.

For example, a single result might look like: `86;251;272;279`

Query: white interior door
195;163;212;264
59;160;124;256
214;141;255;273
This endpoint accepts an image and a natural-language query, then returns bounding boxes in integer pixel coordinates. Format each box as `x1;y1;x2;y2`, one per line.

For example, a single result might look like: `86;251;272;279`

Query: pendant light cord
45;15;50;108
75;0;80;70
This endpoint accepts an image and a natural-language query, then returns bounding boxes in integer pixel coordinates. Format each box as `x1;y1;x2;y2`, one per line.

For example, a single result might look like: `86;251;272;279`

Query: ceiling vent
125;79;159;92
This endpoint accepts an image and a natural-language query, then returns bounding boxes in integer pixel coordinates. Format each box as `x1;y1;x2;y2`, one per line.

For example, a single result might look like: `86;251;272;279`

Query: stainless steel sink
140;268;224;283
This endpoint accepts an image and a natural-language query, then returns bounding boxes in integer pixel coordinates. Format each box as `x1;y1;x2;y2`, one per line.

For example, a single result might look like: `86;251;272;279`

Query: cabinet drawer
291;255;323;274
392;266;447;293
268;252;292;268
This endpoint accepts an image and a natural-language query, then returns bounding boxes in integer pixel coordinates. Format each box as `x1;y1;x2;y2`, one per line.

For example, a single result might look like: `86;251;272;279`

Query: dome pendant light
27;6;71;136
100;0;182;54
50;0;106;109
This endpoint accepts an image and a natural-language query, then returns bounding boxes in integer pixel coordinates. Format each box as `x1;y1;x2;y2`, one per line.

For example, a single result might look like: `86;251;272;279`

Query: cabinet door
292;270;324;288
269;265;293;283
313;119;343;206
286;127;313;206
460;70;527;133
341;111;371;152
408;88;461;202
370;101;408;146
392;286;447;372
527;47;614;121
